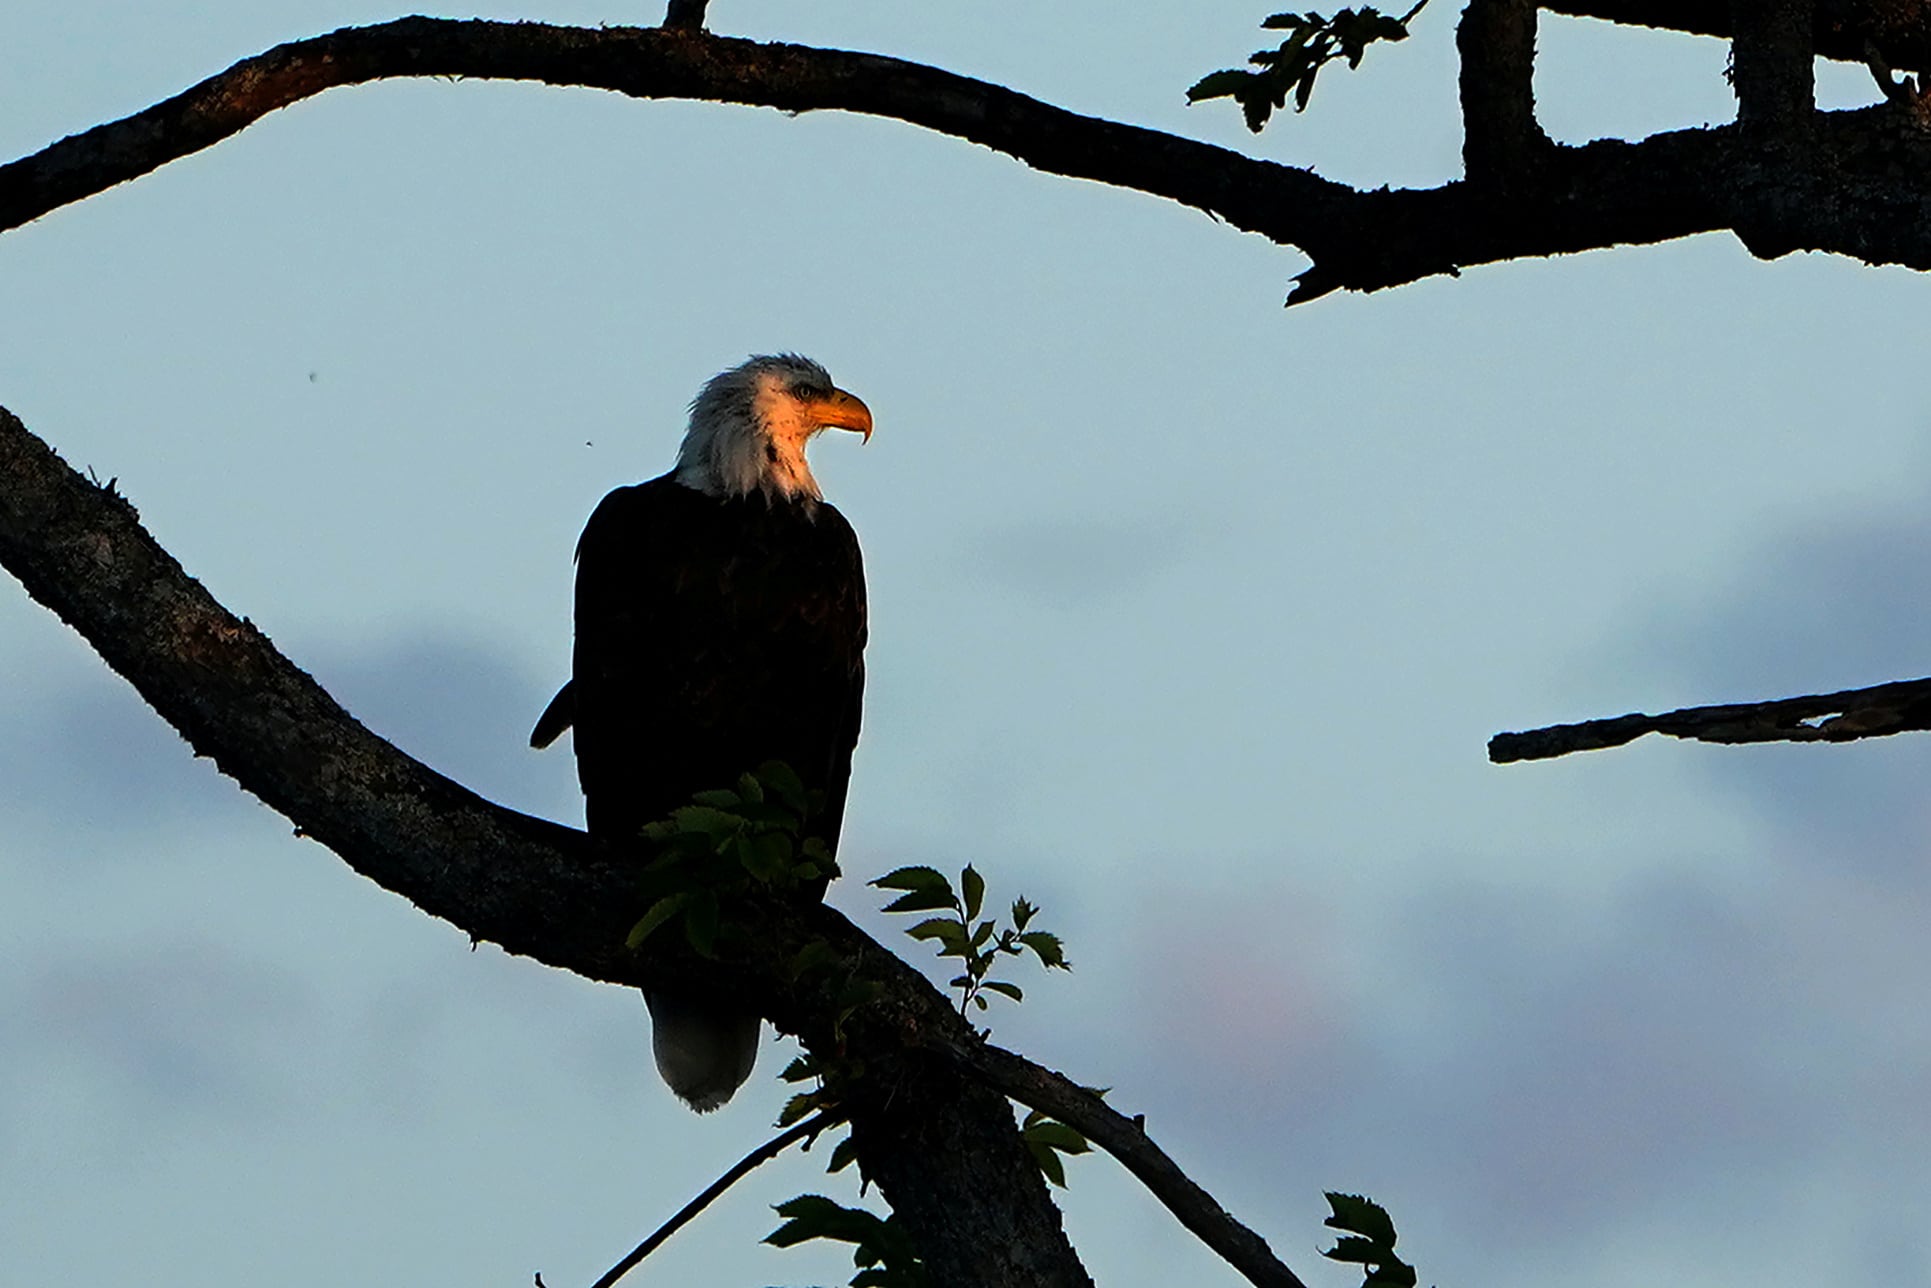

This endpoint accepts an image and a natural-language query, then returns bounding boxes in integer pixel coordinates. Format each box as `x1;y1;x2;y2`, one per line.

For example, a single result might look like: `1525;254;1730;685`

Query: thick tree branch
1458;0;1550;183
9;20;1931;306
1488;675;1931;762
1547;0;1931;74
1732;0;1817;136
0;401;1082;1286
0;398;1316;1286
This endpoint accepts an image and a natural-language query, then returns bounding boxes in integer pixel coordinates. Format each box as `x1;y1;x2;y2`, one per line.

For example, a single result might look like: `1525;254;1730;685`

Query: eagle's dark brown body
551;473;866;845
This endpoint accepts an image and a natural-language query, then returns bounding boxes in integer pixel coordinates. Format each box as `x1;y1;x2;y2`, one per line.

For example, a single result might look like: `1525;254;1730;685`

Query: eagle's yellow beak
815;388;874;443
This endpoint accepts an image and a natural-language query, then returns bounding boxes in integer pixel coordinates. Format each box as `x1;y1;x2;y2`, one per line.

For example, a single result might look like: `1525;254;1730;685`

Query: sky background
4;3;1930;1287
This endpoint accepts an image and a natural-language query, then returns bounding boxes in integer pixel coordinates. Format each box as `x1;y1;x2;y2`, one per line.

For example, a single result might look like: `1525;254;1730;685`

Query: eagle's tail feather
642;990;760;1113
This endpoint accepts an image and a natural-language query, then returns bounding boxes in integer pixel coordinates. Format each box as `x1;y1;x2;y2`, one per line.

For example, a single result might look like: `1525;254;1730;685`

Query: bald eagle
530;354;871;1111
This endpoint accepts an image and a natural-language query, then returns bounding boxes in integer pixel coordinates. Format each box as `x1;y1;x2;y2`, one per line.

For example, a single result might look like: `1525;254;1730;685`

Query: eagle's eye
791;382;828;401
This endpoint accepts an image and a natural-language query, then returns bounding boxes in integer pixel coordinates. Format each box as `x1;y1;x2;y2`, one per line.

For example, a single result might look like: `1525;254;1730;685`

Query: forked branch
9;18;1931;304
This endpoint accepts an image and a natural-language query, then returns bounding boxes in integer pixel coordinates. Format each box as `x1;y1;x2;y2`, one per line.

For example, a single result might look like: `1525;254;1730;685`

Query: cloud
4;939;319;1120
1105;857;1931;1268
964;515;1213;605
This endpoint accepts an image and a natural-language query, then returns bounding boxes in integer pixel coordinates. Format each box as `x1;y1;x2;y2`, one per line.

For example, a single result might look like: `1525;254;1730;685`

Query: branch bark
0;395;1317;1286
1547;0;1931;74
662;0;709;31
8;19;1931;306
1458;0;1549;184
1732;0;1817;136
1488;675;1931;762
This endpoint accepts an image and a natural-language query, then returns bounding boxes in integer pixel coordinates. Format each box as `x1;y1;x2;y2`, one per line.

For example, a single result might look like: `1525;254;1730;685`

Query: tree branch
1732;0;1817;136
937;1038;1312;1288
586;1110;843;1288
662;0;709;32
0;398;1325;1284
1488;674;1931;762
1458;0;1550;184
1547;0;1931;75
9;19;1931;306
0;400;1084;1287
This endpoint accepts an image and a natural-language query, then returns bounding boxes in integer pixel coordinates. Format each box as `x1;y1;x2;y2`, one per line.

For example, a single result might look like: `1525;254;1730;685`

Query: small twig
585;1108;844;1288
933;1036;1309;1288
1489;674;1931;763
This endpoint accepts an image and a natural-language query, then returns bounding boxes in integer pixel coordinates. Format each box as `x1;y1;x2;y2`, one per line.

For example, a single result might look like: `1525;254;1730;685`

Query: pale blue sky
5;4;1931;1287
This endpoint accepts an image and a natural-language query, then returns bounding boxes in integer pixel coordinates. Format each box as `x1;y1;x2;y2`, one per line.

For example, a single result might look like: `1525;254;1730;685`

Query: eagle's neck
673;373;822;504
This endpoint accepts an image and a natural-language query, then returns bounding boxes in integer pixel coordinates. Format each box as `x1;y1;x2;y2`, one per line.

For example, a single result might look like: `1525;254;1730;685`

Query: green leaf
777;1093;818;1128
969;918;995;951
1023;1121;1091;1154
734;770;764;803
624;893;687;949
1010;897;1037;930
880;888;959;915
754;760;809;814
690;788;741;809
870;865;952;894
981;979;1024;1003
801;836;832;862
836;978;885;1015
788;939;838;981
740;829;793;883
1324;1235;1383;1264
1185;67;1254;103
827;1134;860;1174
1017;931;1069;969
1029;1139;1067;1187
765;1195;896;1251
683;889;720;957
960;865;985;921
777;1055;818;1083
669;804;743;843
1324;1192;1397;1245
907;917;971;954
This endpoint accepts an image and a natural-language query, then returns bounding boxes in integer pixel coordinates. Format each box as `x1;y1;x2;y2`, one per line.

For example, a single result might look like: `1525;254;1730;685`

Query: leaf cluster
1019;1107;1094;1189
871;865;1068;1019
624;761;834;958
766;1195;927;1288
1188;2;1426;131
1322;1192;1418;1288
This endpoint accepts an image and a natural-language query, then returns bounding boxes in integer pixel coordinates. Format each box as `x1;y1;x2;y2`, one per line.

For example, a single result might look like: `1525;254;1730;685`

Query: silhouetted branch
662;0;709;31
1732;0;1816;136
8;18;1931;306
0;397;1318;1288
1489;675;1931;762
1458;0;1549;183
0;399;1087;1286
587;1111;844;1288
1547;0;1931;74
937;1038;1309;1288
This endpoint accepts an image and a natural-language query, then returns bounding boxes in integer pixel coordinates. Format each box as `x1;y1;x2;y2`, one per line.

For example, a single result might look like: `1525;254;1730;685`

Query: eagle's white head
673;354;873;503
